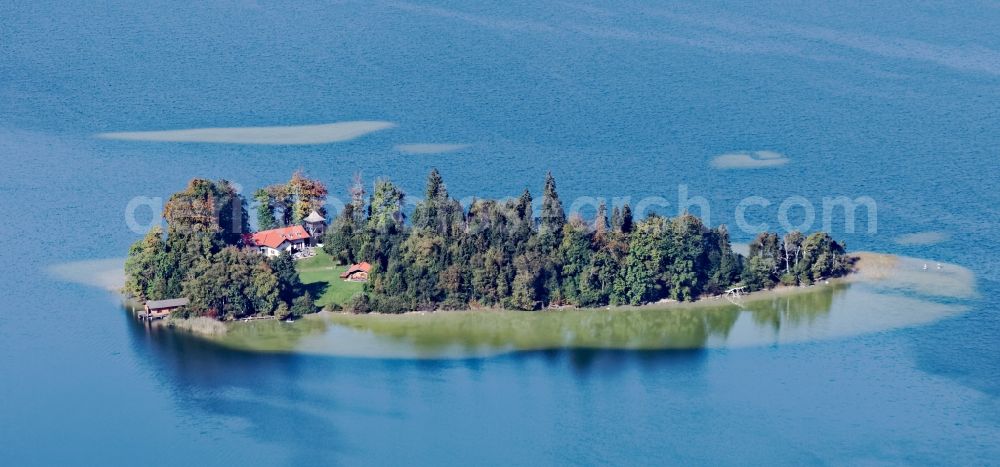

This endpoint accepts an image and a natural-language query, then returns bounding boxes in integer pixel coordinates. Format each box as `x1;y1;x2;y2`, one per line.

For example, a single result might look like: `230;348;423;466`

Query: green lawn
295;250;364;308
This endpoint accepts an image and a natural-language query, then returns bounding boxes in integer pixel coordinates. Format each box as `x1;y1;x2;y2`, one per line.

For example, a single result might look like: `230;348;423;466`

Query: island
124;169;856;326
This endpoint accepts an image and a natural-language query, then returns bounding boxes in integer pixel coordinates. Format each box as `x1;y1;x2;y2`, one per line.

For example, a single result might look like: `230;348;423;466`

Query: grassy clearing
295;250;364;308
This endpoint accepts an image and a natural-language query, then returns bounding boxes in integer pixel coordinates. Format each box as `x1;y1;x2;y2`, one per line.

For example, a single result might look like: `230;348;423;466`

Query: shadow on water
122;309;715;464
124;314;351;463
115;274;974;463
529;347;711;376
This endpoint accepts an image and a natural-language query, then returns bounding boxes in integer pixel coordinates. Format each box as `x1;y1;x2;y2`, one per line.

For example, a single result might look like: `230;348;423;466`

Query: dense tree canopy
125;178;310;320
127;171;854;320
255;170;328;228
345;170;854;313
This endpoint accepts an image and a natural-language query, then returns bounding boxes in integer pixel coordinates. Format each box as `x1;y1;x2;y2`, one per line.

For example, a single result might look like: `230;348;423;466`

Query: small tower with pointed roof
302;210;326;246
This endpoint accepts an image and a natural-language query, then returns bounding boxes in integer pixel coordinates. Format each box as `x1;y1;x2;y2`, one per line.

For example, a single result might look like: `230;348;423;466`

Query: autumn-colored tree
259;170;329;226
162;178;248;244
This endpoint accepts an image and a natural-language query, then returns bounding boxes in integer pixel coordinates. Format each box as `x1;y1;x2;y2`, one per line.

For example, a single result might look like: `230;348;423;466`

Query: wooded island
124;170;854;319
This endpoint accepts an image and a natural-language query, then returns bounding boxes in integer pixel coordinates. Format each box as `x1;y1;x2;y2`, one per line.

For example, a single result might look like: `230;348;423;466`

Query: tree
181;256;227;318
704;225;741;294
579;237;628;306
594;201;608;238
124;226;166;299
438;264;468;309
798;232;849;282
323;204;361;264
425;168;445;199
511;188;534;250
349;172;366;218
540;172;566;235
782;231;804;275
275;302;291;320
216;247;255;318
748;232;781;283
368;179;406;233
287;170;329;224
270;252;302;304
667;214;706;301
290;292;318;317
742;255;777;291
162;178;249;245
508;252;543;310
261;171;329;226
250;262;281;315
413;169;462;236
176;247;260;319
253;188;277;231
399;227;447;305
622;216;667;305
559;218;592;304
620;203;634;234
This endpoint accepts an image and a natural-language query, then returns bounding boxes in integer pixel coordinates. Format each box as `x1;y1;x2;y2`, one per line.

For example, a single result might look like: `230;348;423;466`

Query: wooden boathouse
143;298;189;321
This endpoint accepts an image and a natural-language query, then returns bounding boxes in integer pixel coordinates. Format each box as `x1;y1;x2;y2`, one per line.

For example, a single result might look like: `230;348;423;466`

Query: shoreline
50;250;974;342
46;251;975;356
324;252;884;320
168;254;870;336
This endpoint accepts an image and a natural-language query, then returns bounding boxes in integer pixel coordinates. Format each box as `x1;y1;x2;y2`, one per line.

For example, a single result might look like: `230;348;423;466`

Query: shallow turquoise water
1;1;999;464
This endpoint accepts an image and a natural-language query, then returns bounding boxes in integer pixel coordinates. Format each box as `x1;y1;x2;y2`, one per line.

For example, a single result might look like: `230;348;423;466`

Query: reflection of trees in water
118;285;850;453
128;283;848;367
743;283;846;333
537;347;709;376
219;317;329;351
331;303;744;351
331;285;848;353
122;312;348;463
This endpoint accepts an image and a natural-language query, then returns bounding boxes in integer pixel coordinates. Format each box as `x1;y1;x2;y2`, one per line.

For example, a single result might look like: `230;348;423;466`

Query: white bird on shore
923;263;928;270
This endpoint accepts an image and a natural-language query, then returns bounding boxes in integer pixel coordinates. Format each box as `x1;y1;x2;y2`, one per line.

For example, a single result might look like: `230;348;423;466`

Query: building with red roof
247;225;310;257
339;262;371;281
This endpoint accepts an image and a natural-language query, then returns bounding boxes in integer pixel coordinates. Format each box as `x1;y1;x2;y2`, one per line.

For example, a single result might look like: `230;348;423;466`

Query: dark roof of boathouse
145;298;190;310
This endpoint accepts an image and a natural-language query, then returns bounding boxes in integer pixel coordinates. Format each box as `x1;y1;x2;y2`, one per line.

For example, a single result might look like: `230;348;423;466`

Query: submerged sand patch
711;150;789;169
894;231;949;246
48;258;126;292
853;253;975;299
96;121;396;145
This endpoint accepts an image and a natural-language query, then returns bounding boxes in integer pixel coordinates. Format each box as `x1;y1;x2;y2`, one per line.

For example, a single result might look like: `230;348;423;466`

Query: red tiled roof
249;225;310;249
339;262;371;278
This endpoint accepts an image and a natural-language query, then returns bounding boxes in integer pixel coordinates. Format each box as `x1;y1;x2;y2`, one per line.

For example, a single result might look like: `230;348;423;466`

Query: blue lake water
2;1;999;464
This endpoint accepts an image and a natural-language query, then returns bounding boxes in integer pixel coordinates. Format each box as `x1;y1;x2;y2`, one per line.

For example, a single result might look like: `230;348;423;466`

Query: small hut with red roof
340;262;371;282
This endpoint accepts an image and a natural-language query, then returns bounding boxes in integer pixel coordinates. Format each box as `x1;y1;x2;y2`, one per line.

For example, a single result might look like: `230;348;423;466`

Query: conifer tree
413;169;449;232
595;201;608;237
540;172;566;234
253;188;277;230
620;203;634;234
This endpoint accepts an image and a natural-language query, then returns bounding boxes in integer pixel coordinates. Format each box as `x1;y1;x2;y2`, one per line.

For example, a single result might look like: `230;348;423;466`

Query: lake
1;1;998;465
